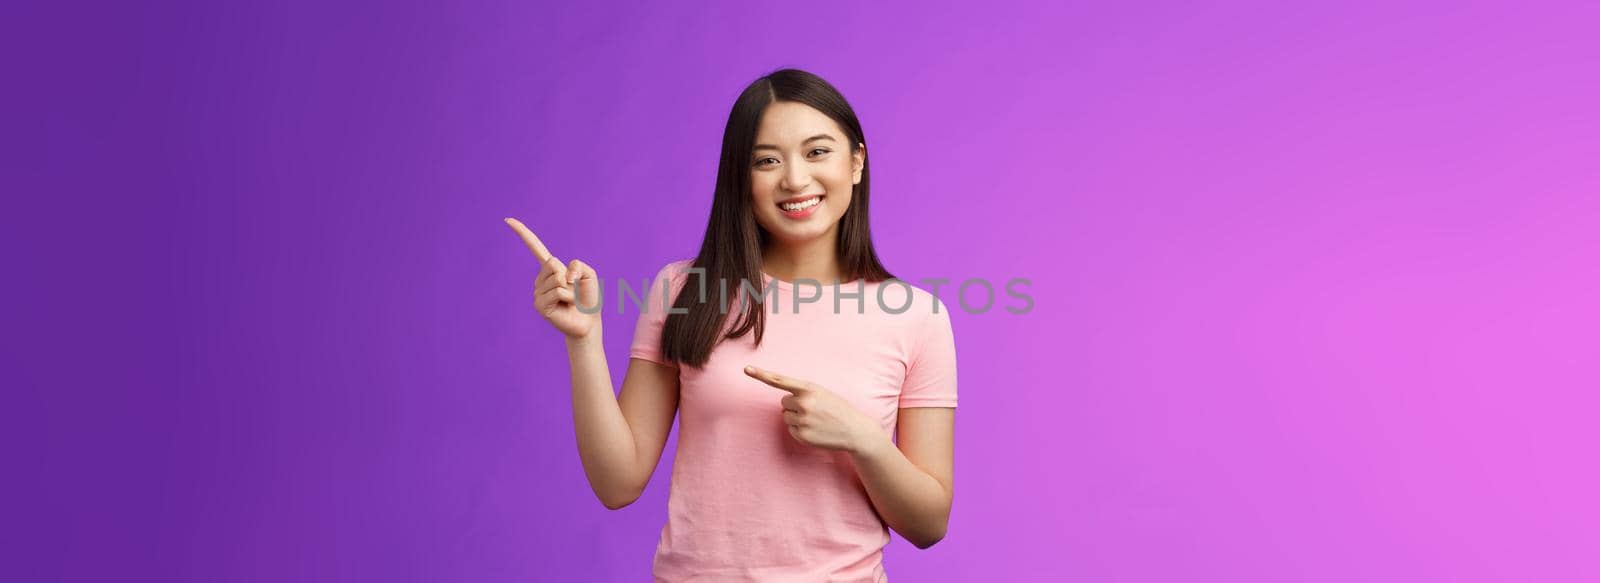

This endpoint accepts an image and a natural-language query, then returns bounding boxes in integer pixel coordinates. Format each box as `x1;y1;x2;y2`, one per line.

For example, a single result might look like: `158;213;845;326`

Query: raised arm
505;217;680;510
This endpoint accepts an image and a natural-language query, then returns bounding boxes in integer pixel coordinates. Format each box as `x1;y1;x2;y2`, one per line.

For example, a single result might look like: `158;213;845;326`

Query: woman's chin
765;224;834;246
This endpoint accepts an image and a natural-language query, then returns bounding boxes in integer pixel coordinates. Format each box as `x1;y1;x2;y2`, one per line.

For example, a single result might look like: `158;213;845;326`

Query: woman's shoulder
642;258;699;298
651;257;697;279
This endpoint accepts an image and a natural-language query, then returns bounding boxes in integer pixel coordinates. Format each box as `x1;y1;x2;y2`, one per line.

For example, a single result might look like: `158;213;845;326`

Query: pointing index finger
744;365;807;394
503;217;556;263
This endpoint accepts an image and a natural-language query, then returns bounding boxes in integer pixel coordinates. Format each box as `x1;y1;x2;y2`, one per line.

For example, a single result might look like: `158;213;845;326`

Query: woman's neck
761;234;842;284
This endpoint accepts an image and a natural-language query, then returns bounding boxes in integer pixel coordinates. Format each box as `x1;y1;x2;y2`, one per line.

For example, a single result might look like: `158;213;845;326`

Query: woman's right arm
566;334;680;510
505;217;680;510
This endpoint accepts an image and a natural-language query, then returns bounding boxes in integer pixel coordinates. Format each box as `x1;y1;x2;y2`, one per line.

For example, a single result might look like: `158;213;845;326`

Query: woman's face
749;101;864;246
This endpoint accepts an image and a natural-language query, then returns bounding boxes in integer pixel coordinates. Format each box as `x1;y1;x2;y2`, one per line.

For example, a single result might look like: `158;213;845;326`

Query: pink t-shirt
628;259;958;583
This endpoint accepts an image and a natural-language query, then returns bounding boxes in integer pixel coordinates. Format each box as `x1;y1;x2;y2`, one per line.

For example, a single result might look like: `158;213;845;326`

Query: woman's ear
853;143;866;184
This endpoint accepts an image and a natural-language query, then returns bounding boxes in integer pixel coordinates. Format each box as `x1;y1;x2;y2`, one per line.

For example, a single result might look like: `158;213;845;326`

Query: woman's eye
754;150;826;167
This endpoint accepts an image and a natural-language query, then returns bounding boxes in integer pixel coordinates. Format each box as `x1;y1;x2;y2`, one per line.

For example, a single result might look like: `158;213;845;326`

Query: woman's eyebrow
753;134;837;151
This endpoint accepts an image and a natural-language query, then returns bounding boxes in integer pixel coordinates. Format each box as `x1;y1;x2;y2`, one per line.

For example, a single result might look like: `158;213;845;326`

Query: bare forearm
565;333;639;508
848;433;951;548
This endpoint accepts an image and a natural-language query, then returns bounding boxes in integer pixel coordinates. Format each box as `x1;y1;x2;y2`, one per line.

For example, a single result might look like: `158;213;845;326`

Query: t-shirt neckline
759;270;867;293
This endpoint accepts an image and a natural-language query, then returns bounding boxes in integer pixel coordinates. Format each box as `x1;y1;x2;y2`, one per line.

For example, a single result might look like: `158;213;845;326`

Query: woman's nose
781;165;812;192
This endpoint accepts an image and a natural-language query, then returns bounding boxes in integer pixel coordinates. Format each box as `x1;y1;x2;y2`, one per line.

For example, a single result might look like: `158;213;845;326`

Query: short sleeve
899;297;958;408
628;260;689;367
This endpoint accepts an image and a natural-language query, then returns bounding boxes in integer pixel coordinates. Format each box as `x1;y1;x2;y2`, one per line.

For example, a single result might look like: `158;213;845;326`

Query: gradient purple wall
7;1;1598;581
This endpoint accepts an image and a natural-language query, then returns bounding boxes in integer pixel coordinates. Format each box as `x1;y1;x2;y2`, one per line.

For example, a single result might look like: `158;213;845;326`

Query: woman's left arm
849;407;954;549
742;366;954;549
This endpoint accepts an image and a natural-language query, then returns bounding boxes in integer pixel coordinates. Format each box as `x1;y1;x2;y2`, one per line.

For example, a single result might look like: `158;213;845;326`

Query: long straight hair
661;68;894;368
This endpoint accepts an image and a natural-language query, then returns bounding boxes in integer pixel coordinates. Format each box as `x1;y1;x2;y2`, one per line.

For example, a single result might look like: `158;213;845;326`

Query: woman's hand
744;365;887;455
505;217;600;340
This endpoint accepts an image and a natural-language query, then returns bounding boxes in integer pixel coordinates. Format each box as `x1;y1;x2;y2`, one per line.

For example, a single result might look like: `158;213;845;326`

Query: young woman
505;68;956;582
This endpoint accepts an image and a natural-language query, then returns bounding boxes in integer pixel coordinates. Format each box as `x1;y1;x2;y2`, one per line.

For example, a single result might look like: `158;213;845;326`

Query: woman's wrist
847;428;895;461
564;329;603;351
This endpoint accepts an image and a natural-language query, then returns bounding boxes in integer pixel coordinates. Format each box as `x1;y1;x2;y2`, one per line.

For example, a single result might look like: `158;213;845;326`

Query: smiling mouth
778;195;824;212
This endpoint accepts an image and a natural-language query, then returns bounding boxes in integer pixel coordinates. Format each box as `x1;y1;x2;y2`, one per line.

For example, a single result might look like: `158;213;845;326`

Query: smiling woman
506;68;957;583
661;70;893;369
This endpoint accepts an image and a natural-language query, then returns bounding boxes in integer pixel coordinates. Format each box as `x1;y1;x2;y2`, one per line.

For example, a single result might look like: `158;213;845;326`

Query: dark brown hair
660;68;894;367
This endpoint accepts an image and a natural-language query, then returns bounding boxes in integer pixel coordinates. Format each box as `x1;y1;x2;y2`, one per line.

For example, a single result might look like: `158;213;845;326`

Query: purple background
7;1;1599;581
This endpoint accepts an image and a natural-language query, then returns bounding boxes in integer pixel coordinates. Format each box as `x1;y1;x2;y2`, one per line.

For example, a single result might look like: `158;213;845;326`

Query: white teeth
780;197;822;212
